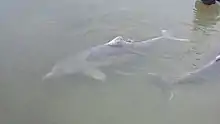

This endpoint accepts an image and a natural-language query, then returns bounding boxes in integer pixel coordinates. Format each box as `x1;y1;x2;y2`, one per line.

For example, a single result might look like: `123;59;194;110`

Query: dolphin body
43;30;189;82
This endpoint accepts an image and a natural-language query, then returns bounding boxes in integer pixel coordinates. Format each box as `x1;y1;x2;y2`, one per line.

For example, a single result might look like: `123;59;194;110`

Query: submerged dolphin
43;30;190;81
176;54;220;84
152;54;220;100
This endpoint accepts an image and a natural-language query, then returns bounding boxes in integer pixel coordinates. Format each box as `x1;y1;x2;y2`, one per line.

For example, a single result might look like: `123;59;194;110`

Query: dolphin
43;30;190;82
176;54;220;85
151;53;220;100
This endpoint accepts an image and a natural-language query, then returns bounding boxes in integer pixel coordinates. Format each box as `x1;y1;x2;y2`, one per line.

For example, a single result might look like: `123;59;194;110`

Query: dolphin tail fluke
148;73;175;101
161;30;190;42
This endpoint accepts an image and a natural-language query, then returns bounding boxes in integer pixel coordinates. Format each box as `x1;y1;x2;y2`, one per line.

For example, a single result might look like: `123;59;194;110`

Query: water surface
1;0;220;124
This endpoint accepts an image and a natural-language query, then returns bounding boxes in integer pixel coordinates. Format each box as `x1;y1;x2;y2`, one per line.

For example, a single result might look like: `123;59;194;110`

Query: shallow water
1;0;220;124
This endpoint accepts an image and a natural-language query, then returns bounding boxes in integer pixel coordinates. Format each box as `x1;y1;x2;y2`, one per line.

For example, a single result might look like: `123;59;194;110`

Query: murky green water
1;0;220;124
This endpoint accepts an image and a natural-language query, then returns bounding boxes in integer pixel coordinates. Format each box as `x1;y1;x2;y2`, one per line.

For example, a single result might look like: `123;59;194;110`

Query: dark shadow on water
192;0;220;35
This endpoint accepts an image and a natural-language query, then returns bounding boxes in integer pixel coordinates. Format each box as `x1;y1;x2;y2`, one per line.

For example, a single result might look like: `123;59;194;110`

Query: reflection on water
1;0;220;124
193;0;220;35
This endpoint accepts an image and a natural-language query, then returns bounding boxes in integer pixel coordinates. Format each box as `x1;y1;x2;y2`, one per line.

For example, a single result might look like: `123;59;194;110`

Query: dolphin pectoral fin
147;73;175;101
84;68;106;82
168;91;175;101
42;72;54;81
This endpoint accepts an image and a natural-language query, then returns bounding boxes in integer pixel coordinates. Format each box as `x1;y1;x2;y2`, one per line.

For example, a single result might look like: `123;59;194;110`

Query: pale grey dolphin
176;54;220;84
152;53;220;100
43;30;190;82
